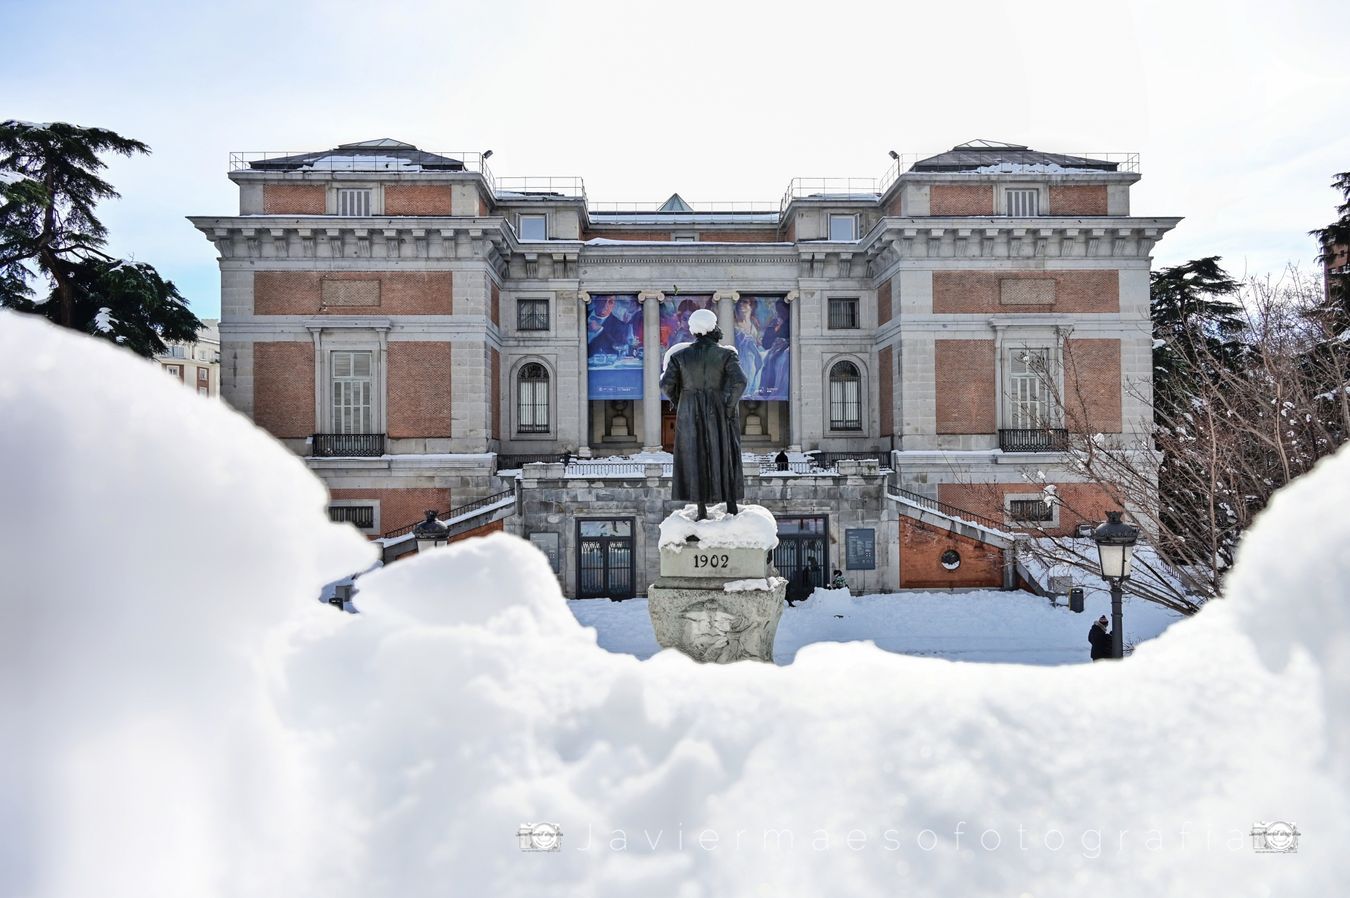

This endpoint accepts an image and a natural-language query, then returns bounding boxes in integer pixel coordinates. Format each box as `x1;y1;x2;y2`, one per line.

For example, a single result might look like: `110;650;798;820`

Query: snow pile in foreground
2;312;1347;897
658;502;779;550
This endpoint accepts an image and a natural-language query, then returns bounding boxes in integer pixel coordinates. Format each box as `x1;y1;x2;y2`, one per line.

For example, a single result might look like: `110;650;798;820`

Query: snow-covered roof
247;141;464;172
913;140;1120;173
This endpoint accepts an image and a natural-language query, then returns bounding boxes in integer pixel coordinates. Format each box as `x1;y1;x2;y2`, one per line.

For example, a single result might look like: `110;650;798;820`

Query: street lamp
1091;510;1139;659
413;510;448;554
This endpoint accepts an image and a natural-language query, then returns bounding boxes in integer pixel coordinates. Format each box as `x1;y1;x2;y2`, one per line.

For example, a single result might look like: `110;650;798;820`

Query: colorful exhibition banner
586;294;643;399
659;295;715;399
733;295;791;401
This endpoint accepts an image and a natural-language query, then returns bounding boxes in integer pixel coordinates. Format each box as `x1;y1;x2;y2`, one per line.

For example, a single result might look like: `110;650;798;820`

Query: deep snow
2;311;1347;897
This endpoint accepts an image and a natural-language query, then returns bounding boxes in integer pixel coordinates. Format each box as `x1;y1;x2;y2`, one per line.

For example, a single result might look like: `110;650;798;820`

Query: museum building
190;138;1178;598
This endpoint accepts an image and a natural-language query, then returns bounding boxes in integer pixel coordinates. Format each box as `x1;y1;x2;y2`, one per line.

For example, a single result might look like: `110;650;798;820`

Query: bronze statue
660;309;747;520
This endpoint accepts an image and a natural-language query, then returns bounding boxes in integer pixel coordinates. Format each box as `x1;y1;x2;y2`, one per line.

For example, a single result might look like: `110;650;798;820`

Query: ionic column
785;290;802;451
638;290;665;452
714;290;739;348
576;292;592;457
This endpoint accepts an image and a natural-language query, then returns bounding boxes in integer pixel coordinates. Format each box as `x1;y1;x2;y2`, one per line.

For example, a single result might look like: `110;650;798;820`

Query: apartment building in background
157;318;220;398
190;138;1178;598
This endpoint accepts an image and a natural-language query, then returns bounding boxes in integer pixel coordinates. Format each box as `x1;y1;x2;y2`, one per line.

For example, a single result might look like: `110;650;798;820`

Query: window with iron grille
337;188;372;216
518;214;547;241
1009;347;1051;429
1008;498;1054;523
1006;188;1039;216
517;298;550;331
827;297;860;330
328;505;375;529
829;361;862;431
517;362;550;433
331;350;374;434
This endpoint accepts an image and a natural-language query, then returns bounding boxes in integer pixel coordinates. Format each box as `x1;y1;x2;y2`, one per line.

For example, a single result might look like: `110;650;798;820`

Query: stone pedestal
648;504;786;663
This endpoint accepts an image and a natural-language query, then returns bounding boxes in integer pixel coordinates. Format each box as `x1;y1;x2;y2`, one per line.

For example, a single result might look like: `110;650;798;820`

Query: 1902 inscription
692;553;731;570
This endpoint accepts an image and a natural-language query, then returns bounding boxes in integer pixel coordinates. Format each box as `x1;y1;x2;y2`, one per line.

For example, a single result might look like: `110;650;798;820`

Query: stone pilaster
577;292;592;457
714;290;739;348
638;291;665;452
785;290;801;451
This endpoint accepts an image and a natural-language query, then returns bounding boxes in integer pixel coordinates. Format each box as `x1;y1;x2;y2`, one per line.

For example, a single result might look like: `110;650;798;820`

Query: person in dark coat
774;449;789;471
1088;615;1112;661
660;309;747;520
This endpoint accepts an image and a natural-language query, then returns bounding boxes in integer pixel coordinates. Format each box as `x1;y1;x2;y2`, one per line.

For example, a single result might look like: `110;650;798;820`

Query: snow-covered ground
4;312;1348;897
572;587;1182;665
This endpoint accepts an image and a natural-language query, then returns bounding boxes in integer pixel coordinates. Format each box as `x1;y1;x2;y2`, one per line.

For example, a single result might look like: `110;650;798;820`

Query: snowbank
658;503;779;550
3;311;1347;896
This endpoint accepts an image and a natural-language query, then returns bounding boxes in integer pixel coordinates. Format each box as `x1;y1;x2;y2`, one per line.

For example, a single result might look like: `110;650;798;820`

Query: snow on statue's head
689;308;718;336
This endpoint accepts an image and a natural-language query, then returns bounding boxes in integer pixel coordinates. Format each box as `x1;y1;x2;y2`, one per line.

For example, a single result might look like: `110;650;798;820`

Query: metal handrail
587;200;781;214
890;486;1008;533
381;486;516;539
494;176;587;199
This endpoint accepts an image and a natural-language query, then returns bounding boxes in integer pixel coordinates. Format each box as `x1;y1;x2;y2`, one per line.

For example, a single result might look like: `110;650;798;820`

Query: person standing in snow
830;569;849;591
1089;615;1112;661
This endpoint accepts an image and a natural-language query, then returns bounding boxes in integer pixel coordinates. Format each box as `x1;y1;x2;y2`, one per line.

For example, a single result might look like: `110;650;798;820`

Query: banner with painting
658;295;715;398
733;295;790;401
586;294;643;399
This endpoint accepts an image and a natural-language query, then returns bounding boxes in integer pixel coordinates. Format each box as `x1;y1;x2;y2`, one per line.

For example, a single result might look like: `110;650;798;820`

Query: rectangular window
165;365;181;378
197;367;209;383
1006;189;1039;217
330;350;374;434
169;346;185;359
829;380;862;430
673;234;697;242
337;188;372;216
328;505;375;530
518;214;547;241
516;298;550;331
827;297;860;330
1009;348;1050;429
828;214;858;241
1009;498;1054;523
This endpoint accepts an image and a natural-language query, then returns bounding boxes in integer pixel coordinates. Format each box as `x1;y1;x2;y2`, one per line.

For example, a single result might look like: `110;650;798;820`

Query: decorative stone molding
637;290;665;304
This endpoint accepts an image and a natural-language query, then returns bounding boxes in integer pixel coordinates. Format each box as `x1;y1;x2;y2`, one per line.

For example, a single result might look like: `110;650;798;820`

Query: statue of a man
660;308;747;520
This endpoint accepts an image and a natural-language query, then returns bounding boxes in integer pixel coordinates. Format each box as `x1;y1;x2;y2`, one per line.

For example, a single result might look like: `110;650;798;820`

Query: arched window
829;361;862;431
517;363;550;433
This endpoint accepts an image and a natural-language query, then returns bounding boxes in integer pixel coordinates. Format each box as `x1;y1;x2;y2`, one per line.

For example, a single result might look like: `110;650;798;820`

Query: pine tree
1149;256;1247;421
0;120;200;356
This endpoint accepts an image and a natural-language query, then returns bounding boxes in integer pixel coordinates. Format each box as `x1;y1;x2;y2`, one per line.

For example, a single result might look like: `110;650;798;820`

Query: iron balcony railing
808;451;892;470
381;487;517;539
890;486;1008;533
312;433;386;458
998;428;1069;453
495;452;569;470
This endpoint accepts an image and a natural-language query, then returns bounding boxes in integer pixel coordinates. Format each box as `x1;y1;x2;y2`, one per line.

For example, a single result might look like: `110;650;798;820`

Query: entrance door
661;400;677;451
774;515;828;601
576;518;635;599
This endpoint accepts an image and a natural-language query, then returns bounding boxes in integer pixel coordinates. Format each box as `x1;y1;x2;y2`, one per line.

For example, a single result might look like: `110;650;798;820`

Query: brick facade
489;347;501;441
387;342;452;438
932;270;1119;314
582;230;672;241
698;231;780;242
1048;185;1109;216
878;345;894;437
938;481;1121;538
384;184;454;215
490;282;500;327
330;487;453;538
254;271;454;315
1065;338;1123;433
261;184;325;214
877;278;893;326
898;516;1004;589
254;342;314;438
929;184;994;216
934;340;995;433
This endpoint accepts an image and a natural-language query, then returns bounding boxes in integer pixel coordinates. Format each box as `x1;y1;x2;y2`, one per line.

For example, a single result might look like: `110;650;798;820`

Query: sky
4;0;1348;318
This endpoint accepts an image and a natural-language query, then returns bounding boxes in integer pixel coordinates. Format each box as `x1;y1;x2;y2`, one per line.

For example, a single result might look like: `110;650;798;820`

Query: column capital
578;291;591;305
784;290;800;304
637;291;665;304
713;290;740;303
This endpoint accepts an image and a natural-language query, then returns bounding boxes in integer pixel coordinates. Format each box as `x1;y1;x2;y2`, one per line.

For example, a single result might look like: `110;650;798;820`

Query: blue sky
4;0;1348;318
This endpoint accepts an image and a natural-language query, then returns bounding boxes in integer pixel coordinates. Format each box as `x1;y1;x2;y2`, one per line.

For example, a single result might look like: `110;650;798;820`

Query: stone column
785;290;802;451
714;290;739;348
638;291;665;452
577;292;592;457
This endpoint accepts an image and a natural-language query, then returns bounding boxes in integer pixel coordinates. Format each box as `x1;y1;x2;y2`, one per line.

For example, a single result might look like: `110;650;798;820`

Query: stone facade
191;139;1178;597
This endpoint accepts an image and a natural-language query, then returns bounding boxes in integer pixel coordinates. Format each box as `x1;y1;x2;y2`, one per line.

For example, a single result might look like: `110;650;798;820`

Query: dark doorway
775;515;828;602
576;518;635;599
661;400;677;451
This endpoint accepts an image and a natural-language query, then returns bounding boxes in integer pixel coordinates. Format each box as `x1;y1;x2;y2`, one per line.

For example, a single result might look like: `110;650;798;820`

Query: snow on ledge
659;503;779;550
723;576;787;593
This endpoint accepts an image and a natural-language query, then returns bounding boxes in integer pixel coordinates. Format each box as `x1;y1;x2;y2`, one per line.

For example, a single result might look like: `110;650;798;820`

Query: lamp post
1091;510;1139;659
412;510;448;554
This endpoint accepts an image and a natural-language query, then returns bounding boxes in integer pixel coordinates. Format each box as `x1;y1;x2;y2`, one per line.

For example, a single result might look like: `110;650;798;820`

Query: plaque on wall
529;532;561;573
845;528;876;570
